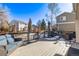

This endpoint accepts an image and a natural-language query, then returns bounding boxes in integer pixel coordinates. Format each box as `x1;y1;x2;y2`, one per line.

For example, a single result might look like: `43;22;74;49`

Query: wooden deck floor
10;41;70;56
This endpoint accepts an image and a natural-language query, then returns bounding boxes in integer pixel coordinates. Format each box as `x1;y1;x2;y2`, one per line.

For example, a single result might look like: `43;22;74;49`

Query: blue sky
1;3;73;24
2;3;48;24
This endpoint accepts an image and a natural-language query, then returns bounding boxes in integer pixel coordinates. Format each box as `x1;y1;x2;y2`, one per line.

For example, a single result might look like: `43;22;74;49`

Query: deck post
73;3;79;43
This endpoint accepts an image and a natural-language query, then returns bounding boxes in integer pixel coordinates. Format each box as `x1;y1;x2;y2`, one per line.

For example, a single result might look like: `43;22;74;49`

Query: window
62;16;66;21
60;16;66;22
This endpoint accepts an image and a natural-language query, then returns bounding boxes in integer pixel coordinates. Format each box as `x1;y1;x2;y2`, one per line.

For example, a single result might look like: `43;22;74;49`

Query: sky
58;3;73;14
0;3;73;25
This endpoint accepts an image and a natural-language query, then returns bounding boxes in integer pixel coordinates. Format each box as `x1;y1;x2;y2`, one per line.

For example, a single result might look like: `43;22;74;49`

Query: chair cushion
6;34;14;44
0;35;7;46
15;41;23;47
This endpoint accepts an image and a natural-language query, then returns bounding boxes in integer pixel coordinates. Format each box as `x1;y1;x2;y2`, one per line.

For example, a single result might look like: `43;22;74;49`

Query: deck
10;41;70;56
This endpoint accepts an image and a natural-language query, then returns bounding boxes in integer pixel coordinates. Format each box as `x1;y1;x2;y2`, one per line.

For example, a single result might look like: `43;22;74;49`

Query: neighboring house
10;20;28;32
56;12;75;32
32;25;38;32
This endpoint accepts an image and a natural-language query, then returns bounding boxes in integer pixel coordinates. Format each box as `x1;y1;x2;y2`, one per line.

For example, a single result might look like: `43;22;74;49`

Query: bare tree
48;3;60;28
36;20;42;39
0;20;9;34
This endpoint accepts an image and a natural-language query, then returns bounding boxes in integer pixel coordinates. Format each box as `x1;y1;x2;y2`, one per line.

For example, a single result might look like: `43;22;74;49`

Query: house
56;12;75;33
10;20;28;33
32;25;39;33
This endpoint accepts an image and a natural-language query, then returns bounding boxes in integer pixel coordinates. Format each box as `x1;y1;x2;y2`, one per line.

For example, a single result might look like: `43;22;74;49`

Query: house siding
56;12;75;23
56;12;75;32
57;23;75;32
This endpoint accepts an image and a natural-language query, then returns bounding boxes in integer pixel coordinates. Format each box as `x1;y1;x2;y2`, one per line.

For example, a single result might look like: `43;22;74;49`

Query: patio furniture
64;32;76;47
0;34;24;56
0;35;7;56
5;34;23;55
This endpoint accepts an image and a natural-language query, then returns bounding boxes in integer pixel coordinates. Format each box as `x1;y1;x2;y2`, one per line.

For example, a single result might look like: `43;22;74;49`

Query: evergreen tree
41;19;46;37
41;19;46;31
28;18;32;32
27;18;32;44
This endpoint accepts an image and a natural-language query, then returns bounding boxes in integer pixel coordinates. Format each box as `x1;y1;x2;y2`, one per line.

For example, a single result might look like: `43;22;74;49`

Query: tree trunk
27;31;30;44
48;22;51;37
44;30;45;38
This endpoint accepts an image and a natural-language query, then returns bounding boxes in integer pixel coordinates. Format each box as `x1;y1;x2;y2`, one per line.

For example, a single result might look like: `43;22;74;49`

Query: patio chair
0;35;8;56
0;34;24;56
65;32;76;47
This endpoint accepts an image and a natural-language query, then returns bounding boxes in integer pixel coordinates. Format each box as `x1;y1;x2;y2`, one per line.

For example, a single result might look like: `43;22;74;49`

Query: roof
10;20;27;25
56;12;71;18
32;25;38;28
